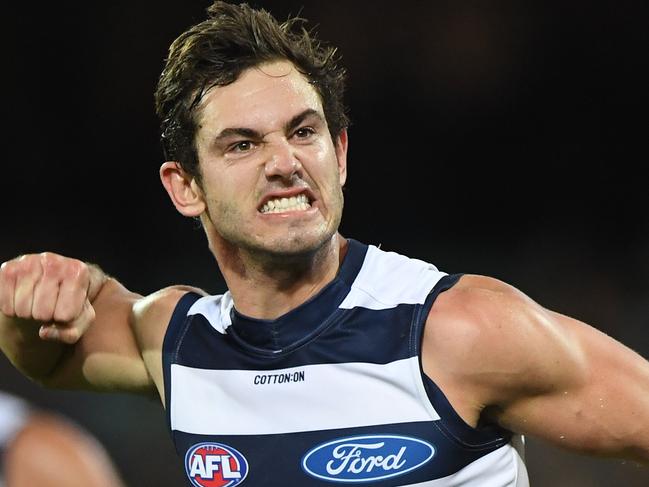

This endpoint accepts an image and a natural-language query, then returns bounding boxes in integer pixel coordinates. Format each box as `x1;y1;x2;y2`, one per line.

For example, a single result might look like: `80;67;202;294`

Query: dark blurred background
2;1;648;485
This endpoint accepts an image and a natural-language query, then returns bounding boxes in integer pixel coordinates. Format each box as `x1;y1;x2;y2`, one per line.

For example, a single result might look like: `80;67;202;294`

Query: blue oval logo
302;434;435;482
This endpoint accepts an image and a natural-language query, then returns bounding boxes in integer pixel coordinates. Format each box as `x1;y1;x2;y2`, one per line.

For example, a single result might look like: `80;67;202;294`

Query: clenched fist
0;253;101;344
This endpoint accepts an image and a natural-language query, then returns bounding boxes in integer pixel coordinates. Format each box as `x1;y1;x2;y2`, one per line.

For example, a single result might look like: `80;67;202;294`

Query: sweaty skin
0;60;648;467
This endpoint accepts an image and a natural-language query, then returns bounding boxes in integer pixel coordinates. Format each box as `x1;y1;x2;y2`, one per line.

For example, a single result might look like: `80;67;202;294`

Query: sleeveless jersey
163;239;529;487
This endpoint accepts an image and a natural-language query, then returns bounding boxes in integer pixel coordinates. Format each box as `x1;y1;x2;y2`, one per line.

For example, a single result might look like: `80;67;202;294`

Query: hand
0;253;96;344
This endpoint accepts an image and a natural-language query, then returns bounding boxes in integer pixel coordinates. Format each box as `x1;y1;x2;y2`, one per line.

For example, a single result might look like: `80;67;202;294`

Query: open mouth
259;193;312;214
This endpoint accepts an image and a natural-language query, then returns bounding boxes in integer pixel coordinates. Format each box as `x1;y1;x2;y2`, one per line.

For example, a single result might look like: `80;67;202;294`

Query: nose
263;140;302;180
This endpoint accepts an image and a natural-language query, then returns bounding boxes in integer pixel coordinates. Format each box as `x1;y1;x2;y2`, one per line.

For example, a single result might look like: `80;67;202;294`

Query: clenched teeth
260;194;311;214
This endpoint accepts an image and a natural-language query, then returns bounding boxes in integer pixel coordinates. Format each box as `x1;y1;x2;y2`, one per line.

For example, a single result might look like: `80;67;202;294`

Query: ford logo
302;434;435;482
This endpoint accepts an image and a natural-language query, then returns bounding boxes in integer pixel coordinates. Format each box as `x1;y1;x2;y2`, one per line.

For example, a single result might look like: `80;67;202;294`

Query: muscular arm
0;252;199;396
422;275;649;464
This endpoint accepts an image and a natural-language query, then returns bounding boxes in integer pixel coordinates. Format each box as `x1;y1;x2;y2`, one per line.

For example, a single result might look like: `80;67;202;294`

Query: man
1;2;648;486
0;391;125;487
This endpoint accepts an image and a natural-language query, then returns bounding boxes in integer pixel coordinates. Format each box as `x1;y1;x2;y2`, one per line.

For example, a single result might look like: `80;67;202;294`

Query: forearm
0;314;67;382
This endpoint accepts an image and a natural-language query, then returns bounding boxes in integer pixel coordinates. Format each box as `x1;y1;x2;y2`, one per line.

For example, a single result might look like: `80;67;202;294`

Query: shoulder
133;285;206;322
132;285;207;342
426;274;545;345
423;275;586;404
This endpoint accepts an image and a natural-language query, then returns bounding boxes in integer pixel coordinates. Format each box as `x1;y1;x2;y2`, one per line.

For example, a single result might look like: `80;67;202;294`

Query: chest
164;311;513;486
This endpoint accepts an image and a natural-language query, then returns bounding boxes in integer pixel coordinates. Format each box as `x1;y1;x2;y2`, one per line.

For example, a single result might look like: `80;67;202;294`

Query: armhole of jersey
162;291;203;432
412;273;512;449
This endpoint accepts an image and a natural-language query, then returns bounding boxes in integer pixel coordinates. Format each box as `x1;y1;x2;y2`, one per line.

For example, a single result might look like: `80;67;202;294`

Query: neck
212;233;348;319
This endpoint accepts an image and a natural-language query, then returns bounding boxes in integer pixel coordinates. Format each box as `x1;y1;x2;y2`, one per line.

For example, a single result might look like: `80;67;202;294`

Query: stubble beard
205;194;343;271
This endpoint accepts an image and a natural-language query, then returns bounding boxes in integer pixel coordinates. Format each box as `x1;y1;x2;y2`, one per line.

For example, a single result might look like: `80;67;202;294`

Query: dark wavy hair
154;1;349;183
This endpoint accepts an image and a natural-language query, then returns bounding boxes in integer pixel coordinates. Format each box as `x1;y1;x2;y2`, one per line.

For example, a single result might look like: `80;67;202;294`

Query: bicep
425;275;649;462
494;309;649;462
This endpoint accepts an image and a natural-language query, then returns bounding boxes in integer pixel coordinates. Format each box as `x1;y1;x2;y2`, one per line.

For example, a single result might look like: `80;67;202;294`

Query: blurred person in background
0;391;125;487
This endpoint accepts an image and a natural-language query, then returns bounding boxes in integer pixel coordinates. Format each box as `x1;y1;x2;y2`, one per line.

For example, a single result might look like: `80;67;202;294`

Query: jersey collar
228;239;367;352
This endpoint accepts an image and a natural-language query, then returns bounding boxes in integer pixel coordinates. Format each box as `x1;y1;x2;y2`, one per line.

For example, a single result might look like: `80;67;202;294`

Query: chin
251;229;336;259
209;208;341;261
265;234;328;256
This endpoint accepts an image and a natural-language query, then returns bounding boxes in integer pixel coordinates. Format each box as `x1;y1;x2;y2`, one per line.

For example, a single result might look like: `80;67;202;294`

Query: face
192;60;348;259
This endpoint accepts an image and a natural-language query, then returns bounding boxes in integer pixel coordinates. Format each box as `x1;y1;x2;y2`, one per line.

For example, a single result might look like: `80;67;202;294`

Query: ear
159;161;206;217
334;129;349;186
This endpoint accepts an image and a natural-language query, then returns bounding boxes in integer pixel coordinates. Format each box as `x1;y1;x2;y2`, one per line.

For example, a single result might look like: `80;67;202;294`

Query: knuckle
18;254;38;268
39;252;56;262
63;259;88;282
0;260;19;279
40;252;66;278
0;262;15;284
11;254;41;279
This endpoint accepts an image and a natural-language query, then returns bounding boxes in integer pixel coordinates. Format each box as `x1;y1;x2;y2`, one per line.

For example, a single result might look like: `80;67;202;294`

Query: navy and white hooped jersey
163;239;529;487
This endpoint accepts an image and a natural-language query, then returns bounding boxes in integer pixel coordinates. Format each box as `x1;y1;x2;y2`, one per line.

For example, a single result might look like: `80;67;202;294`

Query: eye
294;127;315;139
229;140;255;153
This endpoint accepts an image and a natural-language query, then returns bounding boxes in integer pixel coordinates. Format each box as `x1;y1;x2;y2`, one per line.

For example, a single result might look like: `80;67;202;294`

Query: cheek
308;142;342;183
203;198;245;237
203;168;247;198
203;169;262;215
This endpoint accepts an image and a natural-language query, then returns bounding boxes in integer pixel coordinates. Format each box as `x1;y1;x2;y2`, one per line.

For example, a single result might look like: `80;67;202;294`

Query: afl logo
184;442;248;487
302;434;435;483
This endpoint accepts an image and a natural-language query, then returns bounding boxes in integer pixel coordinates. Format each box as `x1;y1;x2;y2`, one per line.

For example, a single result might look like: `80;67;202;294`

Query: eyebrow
285;108;324;133
212;109;325;146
